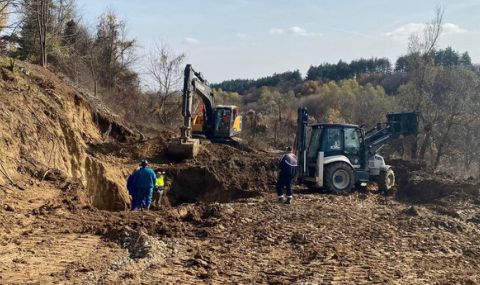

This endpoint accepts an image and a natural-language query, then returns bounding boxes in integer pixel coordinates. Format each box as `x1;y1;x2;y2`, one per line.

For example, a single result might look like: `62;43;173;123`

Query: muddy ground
0;59;479;284
1;166;479;284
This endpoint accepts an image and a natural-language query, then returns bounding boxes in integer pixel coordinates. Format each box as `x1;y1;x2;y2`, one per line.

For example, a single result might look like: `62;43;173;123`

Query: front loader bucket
387;112;419;136
167;138;200;159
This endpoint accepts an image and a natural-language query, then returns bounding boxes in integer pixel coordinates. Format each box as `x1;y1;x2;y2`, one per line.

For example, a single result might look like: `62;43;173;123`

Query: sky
75;0;480;85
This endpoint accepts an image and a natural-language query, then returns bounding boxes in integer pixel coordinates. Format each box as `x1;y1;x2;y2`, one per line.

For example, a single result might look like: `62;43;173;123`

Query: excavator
167;64;242;158
295;107;419;194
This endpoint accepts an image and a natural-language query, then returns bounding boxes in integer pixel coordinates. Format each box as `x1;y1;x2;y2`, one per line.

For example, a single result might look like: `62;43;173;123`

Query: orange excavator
167;64;242;158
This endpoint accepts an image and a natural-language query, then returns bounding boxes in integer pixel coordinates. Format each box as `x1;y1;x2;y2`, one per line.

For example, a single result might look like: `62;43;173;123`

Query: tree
14;0;75;66
212;70;302;94
146;41;185;126
257;88;294;146
92;10;136;91
429;68;478;170
306;57;391;81
398;6;444;160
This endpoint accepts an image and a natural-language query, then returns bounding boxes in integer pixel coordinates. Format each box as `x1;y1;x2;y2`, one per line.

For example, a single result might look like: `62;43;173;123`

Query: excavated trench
80;163;259;211
84;157;130;211
168;166;225;204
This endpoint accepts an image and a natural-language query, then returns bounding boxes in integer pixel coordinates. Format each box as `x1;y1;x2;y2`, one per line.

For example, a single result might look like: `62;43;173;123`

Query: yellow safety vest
155;176;165;187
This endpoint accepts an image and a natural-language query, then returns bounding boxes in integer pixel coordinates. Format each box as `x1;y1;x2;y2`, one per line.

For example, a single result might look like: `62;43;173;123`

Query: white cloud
269;28;284;35
385;22;468;41
442;23;468;35
182;37;200;45
270;26;320;37
236;33;248;39
287;26;321;37
385;23;425;40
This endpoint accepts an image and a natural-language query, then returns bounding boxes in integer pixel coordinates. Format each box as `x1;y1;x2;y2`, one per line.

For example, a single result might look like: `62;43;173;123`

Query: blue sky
76;0;480;84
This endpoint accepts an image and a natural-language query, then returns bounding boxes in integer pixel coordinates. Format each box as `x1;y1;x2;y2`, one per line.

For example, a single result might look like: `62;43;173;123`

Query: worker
152;171;166;209
127;168;140;210
130;160;157;210
276;146;298;204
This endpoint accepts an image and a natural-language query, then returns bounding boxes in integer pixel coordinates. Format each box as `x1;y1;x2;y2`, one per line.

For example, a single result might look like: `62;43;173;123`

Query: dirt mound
390;159;480;205
165;142;278;205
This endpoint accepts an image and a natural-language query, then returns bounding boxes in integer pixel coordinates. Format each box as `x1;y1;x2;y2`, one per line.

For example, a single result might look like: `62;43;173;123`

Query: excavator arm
181;64;216;141
169;64;243;159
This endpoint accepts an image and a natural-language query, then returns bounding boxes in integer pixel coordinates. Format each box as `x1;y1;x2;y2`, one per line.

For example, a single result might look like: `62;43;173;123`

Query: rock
4;204;15;212
402;206;420;216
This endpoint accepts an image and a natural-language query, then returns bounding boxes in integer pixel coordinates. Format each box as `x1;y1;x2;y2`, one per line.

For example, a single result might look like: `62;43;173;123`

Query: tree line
211;70;302;94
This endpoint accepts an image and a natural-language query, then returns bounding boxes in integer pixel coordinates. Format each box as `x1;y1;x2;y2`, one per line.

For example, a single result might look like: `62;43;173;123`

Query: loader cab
212;105;242;138
306;124;365;176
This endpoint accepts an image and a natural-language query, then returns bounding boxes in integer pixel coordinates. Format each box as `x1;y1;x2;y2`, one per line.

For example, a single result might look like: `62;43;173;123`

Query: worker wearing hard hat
152;171;166;209
129;160;156;210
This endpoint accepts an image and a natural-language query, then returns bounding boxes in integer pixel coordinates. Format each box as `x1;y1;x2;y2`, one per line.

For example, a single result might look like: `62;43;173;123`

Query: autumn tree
94;11;135;89
256;88;295;146
429;68;479;170
397;7;444;160
146;42;185;126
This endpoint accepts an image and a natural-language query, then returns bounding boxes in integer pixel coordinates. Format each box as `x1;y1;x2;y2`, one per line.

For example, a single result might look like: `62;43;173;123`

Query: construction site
0;56;479;285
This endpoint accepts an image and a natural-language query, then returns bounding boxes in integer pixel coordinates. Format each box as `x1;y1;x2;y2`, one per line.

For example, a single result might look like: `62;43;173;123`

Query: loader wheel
377;168;395;193
324;162;354;194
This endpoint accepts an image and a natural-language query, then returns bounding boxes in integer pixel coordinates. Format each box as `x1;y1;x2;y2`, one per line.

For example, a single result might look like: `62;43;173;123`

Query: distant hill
211;70;302;94
212;49;474;96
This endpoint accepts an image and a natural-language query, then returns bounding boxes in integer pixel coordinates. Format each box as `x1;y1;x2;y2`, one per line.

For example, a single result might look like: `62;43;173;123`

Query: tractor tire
377;168;395;193
324;162;355;194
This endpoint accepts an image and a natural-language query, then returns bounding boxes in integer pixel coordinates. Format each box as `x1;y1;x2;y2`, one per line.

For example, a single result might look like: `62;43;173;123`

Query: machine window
307;127;322;160
214;109;232;134
326;128;342;151
344;128;360;154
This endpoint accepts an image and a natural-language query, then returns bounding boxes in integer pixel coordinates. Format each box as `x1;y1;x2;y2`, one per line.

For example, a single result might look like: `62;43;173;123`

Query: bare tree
400;6;444;160
0;0;22;31
146;41;185;125
34;0;49;66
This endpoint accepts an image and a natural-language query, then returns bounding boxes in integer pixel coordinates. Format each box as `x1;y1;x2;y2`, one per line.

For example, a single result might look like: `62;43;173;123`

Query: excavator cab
212;106;242;138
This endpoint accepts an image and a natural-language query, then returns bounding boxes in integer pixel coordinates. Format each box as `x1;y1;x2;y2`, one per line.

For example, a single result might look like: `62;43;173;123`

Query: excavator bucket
167;138;200;159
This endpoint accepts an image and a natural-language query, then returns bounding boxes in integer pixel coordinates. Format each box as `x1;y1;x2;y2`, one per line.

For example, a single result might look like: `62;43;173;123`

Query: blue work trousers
139;187;154;208
131;187;153;210
276;174;293;197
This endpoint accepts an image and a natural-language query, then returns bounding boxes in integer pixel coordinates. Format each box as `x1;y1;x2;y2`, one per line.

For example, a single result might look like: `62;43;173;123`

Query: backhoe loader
295;107;419;193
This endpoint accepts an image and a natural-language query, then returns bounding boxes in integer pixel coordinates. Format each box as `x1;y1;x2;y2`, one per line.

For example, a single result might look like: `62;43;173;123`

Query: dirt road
1;182;479;284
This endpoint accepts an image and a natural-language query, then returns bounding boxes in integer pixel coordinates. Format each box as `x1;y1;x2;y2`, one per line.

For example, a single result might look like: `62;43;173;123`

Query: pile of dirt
103;226;167;259
165;142;278;205
390;159;480;205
